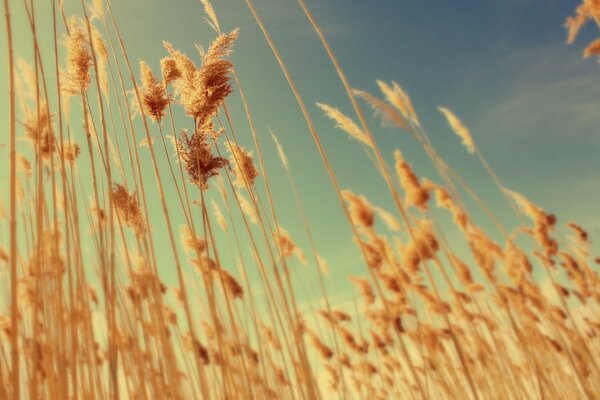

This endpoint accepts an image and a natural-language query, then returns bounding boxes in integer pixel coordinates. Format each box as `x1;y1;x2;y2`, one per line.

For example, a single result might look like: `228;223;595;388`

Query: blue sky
124;0;600;294
1;0;599;301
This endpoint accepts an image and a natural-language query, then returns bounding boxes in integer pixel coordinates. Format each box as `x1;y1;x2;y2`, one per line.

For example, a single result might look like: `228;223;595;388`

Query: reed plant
1;0;599;398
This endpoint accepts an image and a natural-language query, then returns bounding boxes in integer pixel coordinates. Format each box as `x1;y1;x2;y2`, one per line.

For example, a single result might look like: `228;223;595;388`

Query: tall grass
1;0;600;399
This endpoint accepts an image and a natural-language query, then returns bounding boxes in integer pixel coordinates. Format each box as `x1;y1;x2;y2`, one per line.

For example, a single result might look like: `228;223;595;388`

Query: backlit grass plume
64;17;92;94
165;30;238;124
177;128;229;190
138;60;170;122
438;106;475;154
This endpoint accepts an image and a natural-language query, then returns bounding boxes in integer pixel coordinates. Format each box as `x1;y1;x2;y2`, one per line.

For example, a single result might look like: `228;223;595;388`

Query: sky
1;0;600;303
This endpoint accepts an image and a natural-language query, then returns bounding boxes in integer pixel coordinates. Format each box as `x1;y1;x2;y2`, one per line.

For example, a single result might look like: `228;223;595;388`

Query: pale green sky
1;0;599;306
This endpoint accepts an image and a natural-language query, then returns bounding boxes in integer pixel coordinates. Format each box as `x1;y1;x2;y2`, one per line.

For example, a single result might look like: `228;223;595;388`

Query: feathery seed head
226;142;259;188
139;60;170;122
64;17;92;94
160;57;181;84
342;190;375;229
438;107;475;154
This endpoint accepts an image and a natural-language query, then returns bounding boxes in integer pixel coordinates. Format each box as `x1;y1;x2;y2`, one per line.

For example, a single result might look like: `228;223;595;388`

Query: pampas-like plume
342;190;375;229
160;57;181;85
426;180;469;229
176;129;229;190
394;150;429;209
226;142;259;188
317;103;372;148
180;224;207;255
15;57;35;105
584;37;600;57
319;309;351;323
273;225;306;264
89;0;105;21
24;103;55;159
62;141;81;164
90;25;109;98
270;131;289;170
504;189;558;259
238;192;257;224
449;255;475;288
64;17;92;94
505;241;533;285
503;189;555;227
316;253;330;276
162;41;196;89
467;227;504;278
399;219;438;274
374;206;400;232
111;184;146;235
357;239;384;270
273;227;296;258
211;199;227;232
565;1;600;44
139;60;170;122
199;0;221;32
349;275;375;305
218;269;244;299
165;30;238;123
377;80;419;126
17;155;31;177
438;107;475;154
353;89;408;130
182;333;210;365
566;4;588;44
306;329;334;360
567;222;589;244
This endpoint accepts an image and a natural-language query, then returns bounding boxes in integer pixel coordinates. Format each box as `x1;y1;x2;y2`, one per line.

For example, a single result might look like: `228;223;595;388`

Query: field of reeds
1;0;600;399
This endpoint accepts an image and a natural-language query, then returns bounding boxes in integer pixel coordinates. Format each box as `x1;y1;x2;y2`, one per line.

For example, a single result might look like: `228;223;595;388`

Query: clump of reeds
0;0;599;399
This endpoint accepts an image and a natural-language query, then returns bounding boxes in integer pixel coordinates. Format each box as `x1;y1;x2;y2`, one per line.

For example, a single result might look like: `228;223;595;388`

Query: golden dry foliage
1;2;600;400
62;140;81;164
226;142;259;188
211;199;227;232
199;0;221;32
377;80;419;126
566;0;600;43
394;149;429;209
317;103;373;148
160;56;181;84
23;103;55;159
584;37;600;57
139;60;170;122
165;30;238;123
90;25;109;98
566;0;600;57
177;129;229;189
180;224;207;255
273;225;306;264
349;275;375;305
218;268;244;299
64;17;92;94
270;131;289;170
111;184;146;235
438;106;475;154
342;190;375;229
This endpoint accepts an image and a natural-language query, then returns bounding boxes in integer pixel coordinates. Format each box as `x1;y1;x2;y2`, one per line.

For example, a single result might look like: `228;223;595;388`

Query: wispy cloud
475;45;600;143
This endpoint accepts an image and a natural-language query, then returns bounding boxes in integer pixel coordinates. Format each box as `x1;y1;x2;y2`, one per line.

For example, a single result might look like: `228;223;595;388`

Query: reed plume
438;106;475;154
138;60;170;122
